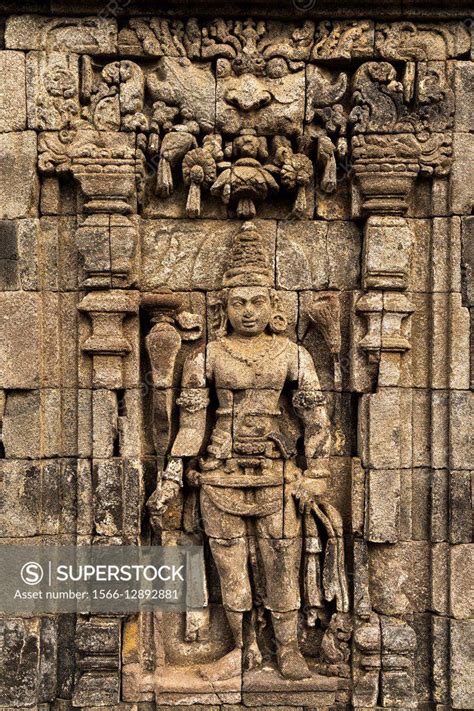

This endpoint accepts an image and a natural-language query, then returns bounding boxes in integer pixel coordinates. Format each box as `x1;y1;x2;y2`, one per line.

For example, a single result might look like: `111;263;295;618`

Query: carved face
227;287;272;337
216;58;305;137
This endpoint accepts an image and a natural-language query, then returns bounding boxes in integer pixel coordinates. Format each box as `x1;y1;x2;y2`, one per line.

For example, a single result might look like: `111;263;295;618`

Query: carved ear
208;289;228;339
269;291;288;334
269;312;287;334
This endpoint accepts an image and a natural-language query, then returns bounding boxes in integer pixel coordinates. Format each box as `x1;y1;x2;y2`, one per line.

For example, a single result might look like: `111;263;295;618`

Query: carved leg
256;536;310;679
272;610;312;680
199;609;244;682
198;536;251;681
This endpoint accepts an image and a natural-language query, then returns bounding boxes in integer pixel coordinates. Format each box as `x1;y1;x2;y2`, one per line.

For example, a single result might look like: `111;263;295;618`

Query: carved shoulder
297;344;323;391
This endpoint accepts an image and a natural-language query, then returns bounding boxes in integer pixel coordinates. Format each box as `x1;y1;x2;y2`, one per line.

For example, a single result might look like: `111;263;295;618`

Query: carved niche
1;8;471;711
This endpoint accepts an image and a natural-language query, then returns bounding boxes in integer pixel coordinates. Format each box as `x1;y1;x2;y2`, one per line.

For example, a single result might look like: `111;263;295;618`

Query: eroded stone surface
0;132;39;219
0;51;27;131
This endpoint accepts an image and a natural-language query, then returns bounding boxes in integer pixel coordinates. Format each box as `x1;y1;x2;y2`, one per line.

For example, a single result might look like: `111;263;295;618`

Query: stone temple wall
0;1;472;708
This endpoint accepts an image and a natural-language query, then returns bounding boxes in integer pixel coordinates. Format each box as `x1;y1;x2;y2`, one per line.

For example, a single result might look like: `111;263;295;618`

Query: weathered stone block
432;614;449;704
75;618;120;655
0;617;57;706
380;616;417;708
16;218;40;290
0;459;77;536
450;469;473;543
450;544;474;618
408;292;430;388
365;469;400;543
462;215;474;305
0;132;39;219
430;217;462;293
450;619;474;708
0;220;20;290
0;51;27;131
358;389;403;469
450;132;474;215
38;216;79;291
450;390;474;469
431;469;449;542
0;292;40;389
276;221;328;290
410;467;430;540
363;215;413;290
431;390;449;469
93;459;123;536
412;388;431;467
0;460;41;536
92;459;142;539
407;218;431;292
454;60;474;132
92;389;118;458
431;542;449;614
6;14;117;53
141;219;276;291
368;541;430;615
327;220;361;289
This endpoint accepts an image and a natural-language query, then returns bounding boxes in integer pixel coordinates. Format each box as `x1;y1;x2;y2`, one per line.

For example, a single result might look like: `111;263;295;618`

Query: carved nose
226;87;272;112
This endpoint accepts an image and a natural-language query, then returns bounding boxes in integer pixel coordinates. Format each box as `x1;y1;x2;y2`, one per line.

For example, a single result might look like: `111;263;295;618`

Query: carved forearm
170;388;209;458
293;390;331;467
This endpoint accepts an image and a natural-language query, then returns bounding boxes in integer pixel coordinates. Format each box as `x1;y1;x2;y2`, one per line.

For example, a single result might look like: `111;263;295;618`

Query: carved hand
293;475;327;514
146;479;180;529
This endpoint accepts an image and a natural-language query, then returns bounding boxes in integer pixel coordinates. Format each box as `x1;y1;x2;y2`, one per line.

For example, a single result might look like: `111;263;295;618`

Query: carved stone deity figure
148;221;348;682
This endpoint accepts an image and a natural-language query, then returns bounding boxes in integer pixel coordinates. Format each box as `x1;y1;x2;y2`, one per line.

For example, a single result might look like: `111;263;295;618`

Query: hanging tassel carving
182;147;217;218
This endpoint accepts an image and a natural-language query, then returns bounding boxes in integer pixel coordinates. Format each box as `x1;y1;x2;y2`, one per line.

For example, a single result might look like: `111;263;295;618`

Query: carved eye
266;57;289;78
216;58;232;78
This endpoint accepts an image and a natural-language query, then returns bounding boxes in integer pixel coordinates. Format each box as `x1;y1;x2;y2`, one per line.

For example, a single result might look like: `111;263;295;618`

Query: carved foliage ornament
34;17;455;219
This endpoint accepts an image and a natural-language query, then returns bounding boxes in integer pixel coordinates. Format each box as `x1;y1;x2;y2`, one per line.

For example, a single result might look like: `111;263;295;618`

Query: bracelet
162;458;183;486
292;389;326;411
176;388;209;413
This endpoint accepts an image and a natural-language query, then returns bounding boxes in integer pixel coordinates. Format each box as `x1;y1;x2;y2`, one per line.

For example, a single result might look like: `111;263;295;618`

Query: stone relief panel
0;6;472;710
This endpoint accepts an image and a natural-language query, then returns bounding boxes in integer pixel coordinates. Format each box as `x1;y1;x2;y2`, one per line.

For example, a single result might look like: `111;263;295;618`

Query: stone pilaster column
71;133;142;706
351;138;419;709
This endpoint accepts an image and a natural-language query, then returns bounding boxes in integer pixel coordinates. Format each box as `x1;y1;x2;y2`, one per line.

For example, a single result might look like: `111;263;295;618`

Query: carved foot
244;640;263;671
277;643;312;680
199;647;242;682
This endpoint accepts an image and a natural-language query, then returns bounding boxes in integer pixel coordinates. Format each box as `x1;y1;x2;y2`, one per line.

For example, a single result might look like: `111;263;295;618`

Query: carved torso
205;334;299;458
207;333;298;388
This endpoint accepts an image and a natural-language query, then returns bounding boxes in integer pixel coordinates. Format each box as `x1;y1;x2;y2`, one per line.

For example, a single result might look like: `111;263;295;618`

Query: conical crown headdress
223;221;273;287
